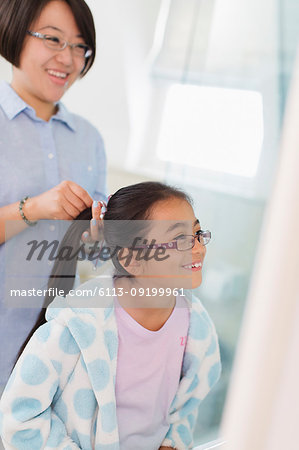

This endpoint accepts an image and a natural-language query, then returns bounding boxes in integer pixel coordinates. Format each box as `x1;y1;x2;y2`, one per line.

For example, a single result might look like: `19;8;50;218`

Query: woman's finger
92;200;102;220
90;217;100;242
81;230;90;243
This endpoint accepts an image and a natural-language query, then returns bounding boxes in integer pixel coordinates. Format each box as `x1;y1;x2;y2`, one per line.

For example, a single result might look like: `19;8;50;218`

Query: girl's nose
192;236;206;254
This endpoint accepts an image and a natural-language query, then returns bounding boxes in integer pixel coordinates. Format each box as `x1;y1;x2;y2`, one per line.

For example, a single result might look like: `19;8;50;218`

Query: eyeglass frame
26;31;93;58
131;230;211;252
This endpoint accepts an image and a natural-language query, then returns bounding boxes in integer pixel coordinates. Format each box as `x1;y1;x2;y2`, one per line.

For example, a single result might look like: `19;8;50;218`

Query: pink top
114;294;190;450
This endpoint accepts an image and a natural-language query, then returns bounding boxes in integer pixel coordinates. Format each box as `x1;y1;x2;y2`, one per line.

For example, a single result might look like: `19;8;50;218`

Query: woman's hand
81;199;105;245
25;180;93;221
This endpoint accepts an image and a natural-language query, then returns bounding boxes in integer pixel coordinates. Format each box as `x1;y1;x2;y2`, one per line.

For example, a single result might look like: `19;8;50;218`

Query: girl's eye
195;230;202;237
174;234;186;240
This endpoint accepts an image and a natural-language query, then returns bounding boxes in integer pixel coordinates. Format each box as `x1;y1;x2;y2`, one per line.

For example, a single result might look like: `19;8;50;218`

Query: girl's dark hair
14;182;191;364
0;0;95;76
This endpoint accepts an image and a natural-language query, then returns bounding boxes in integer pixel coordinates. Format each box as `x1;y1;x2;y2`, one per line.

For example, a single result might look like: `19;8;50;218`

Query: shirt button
88;166;93;171
48;153;54;159
49;225;55;231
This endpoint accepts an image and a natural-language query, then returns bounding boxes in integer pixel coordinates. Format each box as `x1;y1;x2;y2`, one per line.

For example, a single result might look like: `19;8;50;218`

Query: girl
0;0;106;387
0;182;221;450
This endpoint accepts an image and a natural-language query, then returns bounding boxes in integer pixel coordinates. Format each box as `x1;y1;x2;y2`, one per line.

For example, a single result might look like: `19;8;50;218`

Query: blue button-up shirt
0;81;107;385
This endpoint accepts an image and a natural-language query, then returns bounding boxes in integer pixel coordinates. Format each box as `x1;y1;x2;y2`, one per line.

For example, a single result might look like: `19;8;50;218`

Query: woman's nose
55;45;73;66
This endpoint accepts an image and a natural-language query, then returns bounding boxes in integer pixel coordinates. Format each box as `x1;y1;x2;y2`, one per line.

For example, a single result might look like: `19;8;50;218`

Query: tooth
48;70;67;78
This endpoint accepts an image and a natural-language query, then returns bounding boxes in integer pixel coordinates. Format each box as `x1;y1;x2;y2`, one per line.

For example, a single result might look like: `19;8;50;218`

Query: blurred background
1;0;299;446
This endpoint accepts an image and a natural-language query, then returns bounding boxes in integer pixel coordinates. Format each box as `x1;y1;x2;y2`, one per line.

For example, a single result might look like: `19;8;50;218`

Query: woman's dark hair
0;0;96;76
14;182;191;364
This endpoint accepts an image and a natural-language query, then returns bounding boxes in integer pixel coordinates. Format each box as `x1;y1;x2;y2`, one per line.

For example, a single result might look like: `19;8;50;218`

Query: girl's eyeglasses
132;230;211;252
27;31;93;58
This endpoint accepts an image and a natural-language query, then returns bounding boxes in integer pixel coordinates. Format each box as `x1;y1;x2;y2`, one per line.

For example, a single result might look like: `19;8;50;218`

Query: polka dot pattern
71;308;95;317
52;386;63;405
95;444;119;450
93;416;98;436
74;431;92;449
71;429;80;445
87;359;110;391
59;328;80;355
206;336;217;356
186;374;199;393
46;308;61;321
46;417;65;448
187;413;196;429
101;402;117;433
4;369;16;391
104;307;113;320
81;356;88;373
177;424;192;446
0;287;220;449
208;362;221;388
182;352;200;378
20;355;49;385
51;359;62;375
74;389;96;420
69;318;96;349
104;330;118;360
11;429;43;449
189;311;210;340
67;370;75;384
55;397;68;423
12;397;42;422
179;398;200;418
35;322;51;342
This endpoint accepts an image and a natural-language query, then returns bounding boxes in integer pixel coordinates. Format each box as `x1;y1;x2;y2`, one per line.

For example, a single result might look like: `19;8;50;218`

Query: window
157;84;264;177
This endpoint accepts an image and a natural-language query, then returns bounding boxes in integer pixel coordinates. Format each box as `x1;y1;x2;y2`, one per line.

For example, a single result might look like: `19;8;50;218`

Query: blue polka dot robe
0;277;221;450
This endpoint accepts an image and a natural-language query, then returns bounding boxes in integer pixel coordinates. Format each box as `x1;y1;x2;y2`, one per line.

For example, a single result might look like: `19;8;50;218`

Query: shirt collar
53;101;76;131
0;81;27;119
0;80;76;131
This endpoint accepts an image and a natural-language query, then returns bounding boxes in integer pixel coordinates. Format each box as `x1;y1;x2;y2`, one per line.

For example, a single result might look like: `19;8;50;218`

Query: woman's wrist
21;196;40;222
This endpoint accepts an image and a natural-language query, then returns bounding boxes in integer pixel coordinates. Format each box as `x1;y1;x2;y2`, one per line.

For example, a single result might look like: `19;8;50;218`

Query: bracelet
19;196;37;227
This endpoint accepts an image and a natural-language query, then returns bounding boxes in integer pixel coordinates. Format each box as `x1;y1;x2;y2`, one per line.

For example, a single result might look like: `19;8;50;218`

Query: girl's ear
117;248;143;276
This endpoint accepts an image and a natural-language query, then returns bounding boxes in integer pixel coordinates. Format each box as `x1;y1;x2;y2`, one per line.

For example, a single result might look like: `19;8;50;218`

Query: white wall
63;0;162;170
0;56;11;81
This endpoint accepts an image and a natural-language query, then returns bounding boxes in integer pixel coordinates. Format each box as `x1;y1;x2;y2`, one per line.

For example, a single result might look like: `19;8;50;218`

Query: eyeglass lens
43;35;91;57
177;232;210;250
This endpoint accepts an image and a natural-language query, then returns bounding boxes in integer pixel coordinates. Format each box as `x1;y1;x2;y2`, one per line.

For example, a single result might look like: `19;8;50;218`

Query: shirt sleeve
161;305;222;450
93;132;107;202
0;321;80;450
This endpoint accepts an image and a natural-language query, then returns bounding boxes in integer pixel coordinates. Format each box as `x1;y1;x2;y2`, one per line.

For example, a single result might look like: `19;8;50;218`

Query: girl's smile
121;197;207;290
182;259;203;271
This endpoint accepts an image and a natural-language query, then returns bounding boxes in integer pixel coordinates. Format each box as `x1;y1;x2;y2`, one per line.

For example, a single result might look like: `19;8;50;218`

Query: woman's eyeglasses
132;230;211;252
27;31;93;58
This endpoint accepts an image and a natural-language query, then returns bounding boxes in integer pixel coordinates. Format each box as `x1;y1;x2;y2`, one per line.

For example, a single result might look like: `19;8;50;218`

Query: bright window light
157;84;264;177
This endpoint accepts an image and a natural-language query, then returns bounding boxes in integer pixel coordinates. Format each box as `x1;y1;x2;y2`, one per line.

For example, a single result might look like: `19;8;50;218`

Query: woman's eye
46;35;60;43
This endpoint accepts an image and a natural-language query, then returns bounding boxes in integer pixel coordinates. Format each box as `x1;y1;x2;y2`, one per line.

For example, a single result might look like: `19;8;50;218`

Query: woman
0;0;106;388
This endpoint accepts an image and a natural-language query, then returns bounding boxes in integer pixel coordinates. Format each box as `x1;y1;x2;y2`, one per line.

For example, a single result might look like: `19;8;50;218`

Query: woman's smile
11;1;86;120
46;68;70;86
